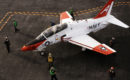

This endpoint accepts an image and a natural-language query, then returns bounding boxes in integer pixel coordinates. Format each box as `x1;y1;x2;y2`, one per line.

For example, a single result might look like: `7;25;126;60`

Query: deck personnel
50;21;55;26
4;36;10;53
13;20;19;32
49;66;58;80
68;8;75;20
108;66;115;80
109;37;115;47
48;52;54;69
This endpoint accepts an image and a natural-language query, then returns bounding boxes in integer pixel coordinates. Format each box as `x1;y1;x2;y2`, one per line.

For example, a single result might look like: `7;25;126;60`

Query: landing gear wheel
40;51;45;56
82;48;86;51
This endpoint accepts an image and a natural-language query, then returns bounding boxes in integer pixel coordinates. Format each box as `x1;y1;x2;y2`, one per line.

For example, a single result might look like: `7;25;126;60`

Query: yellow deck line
0;12;12;24
0;14;13;31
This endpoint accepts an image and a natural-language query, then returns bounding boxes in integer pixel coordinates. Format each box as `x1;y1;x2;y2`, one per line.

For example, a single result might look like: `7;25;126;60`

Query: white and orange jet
21;0;129;55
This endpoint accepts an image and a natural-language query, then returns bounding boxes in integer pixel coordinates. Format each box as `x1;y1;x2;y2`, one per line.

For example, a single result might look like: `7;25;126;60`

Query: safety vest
48;56;53;63
13;21;17;27
50;69;55;76
68;9;73;15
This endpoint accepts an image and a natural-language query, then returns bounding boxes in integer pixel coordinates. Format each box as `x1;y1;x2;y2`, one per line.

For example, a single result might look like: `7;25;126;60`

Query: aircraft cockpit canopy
54;23;68;33
43;23;68;38
26;23;68;46
43;28;54;38
26;33;46;46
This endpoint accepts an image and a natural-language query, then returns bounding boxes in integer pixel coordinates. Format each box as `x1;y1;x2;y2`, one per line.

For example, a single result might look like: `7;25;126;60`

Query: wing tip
93;44;116;55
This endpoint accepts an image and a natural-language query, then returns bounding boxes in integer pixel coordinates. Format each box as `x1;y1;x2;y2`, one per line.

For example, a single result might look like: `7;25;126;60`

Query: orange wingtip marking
60;12;70;20
93;44;114;55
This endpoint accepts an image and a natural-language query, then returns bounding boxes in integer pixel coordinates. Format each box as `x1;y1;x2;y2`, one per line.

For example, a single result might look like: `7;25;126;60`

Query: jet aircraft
21;0;129;55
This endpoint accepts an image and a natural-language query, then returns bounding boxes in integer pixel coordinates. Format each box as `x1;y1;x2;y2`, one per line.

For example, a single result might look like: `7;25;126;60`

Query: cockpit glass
36;23;68;38
43;28;54;38
55;23;67;33
36;33;46;40
26;34;46;46
25;24;68;46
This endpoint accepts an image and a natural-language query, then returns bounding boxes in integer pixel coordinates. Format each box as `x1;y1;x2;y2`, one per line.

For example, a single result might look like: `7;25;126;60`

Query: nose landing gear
39;49;48;56
82;47;86;51
40;51;45;56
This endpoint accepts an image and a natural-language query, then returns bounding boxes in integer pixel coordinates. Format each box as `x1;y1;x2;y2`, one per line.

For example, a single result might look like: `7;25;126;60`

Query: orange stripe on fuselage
21;40;46;51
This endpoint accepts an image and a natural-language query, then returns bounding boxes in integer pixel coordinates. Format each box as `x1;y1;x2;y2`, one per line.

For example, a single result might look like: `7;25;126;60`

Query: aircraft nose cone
21;45;36;51
21;46;28;51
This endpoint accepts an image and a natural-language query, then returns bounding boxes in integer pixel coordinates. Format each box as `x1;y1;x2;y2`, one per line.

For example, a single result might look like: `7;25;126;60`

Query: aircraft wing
67;35;116;55
60;11;73;23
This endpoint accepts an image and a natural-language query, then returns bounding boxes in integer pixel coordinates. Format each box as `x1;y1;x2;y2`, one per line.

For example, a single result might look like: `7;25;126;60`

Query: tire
40;51;45;56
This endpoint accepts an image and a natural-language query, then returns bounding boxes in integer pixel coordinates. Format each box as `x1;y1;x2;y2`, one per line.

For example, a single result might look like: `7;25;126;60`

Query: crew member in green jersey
13;20;19;32
49;66;58;80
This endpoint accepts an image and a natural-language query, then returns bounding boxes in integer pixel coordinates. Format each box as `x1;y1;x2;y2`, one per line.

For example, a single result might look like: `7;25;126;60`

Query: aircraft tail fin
107;15;129;28
94;0;114;19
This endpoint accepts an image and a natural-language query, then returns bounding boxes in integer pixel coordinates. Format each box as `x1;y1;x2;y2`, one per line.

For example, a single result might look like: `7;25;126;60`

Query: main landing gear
82;47;86;51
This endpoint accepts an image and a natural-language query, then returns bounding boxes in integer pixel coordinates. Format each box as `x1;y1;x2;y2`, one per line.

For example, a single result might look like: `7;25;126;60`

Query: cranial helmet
48;53;52;57
111;66;114;69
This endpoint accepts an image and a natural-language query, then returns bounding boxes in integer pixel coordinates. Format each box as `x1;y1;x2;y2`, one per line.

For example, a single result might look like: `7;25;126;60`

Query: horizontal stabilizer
108;16;129;28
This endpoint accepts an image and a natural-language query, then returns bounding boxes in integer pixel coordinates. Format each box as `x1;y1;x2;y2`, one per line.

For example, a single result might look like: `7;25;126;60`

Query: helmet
111;66;114;69
112;37;115;40
5;36;8;39
48;53;52;56
50;66;55;71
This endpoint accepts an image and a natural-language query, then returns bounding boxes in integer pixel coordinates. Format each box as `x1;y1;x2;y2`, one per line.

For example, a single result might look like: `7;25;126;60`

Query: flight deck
0;0;130;80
